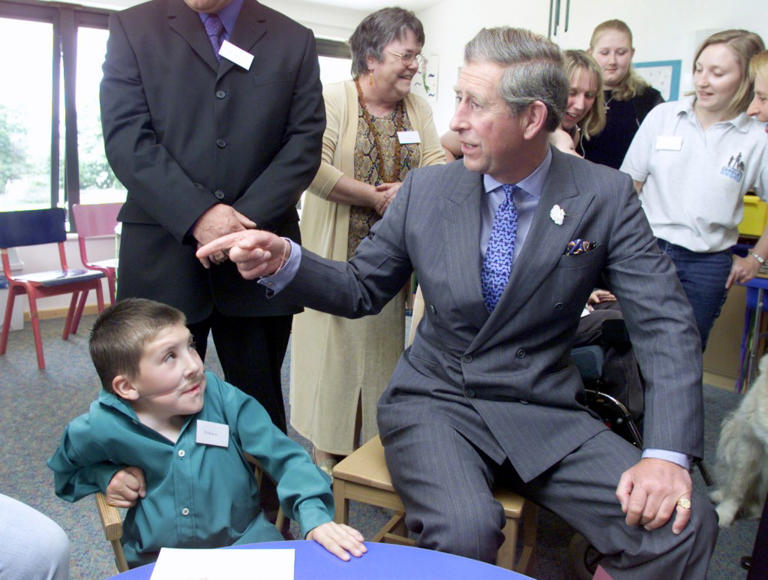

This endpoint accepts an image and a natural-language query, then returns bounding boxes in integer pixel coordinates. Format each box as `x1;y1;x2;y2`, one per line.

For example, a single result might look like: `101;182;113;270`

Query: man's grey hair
465;27;567;132
349;7;425;77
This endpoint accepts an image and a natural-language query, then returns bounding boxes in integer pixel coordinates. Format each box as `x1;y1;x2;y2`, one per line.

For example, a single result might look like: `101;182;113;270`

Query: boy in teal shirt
49;298;365;567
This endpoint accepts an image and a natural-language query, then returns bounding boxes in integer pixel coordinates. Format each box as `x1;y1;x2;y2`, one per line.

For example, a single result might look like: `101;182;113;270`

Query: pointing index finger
196;232;246;260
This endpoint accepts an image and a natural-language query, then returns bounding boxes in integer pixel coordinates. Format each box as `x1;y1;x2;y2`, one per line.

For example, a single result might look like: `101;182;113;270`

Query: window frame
0;0;348;223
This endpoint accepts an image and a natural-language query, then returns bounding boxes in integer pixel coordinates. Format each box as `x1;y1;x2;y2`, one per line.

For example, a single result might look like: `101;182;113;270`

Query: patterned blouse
348;107;420;258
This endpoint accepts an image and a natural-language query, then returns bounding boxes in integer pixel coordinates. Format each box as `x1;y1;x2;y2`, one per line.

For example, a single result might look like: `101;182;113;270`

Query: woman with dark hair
622;30;768;349
584;19;664;168
290;7;444;473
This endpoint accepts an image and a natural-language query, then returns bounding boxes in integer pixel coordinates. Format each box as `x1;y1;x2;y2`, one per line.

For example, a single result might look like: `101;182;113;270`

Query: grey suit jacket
101;0;324;321
284;149;703;482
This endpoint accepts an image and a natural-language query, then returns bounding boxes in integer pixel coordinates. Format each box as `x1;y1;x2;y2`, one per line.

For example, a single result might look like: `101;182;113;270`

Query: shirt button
214;189;225;200
178;450;185;457
181;507;190;516
215;90;227;99
216;138;227;148
554;302;563;310
429;304;437;314
466;389;476;398
516;348;526;359
461;354;473;364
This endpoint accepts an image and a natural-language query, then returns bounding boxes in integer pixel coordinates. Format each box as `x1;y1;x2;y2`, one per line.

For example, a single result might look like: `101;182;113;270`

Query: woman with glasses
290;7;444;474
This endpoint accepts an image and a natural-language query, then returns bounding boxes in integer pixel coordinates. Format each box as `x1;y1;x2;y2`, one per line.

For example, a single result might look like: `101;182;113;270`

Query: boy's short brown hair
89;298;186;392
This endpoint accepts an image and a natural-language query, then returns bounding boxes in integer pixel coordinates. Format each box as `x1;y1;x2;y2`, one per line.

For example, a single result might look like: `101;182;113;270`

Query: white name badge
397;130;421;144
655;136;683;151
196;420;230;448
219;40;254;70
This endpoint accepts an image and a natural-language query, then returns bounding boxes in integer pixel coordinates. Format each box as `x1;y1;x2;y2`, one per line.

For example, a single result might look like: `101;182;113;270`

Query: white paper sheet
150;547;294;580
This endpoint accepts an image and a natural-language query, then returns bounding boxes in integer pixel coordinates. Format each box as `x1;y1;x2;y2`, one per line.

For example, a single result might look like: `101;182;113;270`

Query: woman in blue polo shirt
622;30;768;349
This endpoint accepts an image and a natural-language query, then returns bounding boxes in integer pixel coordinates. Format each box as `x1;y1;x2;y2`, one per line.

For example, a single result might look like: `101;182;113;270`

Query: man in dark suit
100;0;324;436
198;27;717;577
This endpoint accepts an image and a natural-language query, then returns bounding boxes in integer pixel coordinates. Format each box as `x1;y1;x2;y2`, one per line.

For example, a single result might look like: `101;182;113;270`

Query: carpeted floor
0;314;760;579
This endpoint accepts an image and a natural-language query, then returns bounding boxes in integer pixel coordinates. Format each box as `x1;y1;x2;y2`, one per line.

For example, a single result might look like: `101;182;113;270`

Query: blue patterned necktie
481;184;519;312
204;14;225;60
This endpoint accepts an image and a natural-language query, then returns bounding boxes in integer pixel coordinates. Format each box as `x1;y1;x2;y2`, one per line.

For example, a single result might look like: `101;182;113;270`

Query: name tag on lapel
219;40;254;70
196;420;230;447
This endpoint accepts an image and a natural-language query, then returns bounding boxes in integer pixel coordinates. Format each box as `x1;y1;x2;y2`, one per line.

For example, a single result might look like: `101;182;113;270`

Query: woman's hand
374;182;402;215
726;254;762;288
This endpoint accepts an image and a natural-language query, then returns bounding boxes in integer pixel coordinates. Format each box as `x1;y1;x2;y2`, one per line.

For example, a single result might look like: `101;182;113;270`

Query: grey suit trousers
383;418;717;578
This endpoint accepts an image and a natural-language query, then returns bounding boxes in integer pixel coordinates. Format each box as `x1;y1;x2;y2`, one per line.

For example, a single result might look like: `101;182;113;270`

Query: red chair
0;208;106;370
69;203;122;332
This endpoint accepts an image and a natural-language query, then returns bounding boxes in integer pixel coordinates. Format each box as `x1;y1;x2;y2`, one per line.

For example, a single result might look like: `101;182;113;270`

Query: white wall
261;0;367;41
415;0;768;132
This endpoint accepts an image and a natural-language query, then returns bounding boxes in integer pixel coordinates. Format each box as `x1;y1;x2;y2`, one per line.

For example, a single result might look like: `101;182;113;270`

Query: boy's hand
106;466;146;507
305;522;367;561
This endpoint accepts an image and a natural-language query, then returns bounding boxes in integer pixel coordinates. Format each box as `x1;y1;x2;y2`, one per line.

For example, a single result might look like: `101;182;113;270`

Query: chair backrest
71;203;122;238
0;208;67;248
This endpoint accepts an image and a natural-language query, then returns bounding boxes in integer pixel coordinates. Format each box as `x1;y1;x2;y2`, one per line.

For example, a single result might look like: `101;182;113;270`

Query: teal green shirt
48;372;333;567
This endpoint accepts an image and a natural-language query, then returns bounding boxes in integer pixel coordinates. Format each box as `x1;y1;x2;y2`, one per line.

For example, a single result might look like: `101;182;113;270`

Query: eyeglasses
387;50;425;68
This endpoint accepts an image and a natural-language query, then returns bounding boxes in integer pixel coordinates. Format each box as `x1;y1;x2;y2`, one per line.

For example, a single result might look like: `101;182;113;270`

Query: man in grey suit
198;27;717;577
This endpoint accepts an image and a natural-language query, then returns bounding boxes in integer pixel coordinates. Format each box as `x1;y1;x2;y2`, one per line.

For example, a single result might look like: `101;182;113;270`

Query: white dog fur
711;354;768;527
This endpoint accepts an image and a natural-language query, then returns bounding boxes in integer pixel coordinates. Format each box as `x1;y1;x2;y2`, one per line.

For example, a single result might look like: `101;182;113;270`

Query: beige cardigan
290;80;444;454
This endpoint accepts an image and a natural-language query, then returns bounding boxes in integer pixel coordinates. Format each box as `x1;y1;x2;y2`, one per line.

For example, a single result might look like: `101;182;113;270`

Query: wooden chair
0;208;106;369
95;456;286;573
71;202;122;304
332;435;538;574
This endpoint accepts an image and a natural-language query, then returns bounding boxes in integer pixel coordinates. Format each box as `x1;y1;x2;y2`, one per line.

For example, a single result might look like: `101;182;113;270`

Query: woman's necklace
604;89;615;111
354;77;404;184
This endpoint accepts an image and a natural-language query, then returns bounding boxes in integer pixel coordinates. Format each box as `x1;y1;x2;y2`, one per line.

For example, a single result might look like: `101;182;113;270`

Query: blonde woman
748;50;768;123
561;49;606;155
622;30;768;349
585;19;664;168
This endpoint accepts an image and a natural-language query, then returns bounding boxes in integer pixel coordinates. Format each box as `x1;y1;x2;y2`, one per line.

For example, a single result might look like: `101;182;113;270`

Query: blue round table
108;540;532;579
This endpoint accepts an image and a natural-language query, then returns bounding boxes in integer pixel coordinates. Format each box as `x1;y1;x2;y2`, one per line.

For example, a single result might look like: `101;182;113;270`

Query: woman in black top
584;19;664;168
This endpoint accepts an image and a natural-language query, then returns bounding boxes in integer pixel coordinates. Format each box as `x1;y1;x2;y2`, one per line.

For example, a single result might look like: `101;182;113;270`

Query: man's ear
521;101;549;140
112;375;140;401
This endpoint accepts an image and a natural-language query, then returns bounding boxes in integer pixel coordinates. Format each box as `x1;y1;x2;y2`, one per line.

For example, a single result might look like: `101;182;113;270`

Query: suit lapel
167;0;267;75
471;150;595;347
217;0;267;79
441;166;490;330
167;0;219;71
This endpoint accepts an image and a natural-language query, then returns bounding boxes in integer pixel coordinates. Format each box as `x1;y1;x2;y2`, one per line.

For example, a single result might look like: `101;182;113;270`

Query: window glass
0;17;55;210
319;55;352;86
77;25;126;204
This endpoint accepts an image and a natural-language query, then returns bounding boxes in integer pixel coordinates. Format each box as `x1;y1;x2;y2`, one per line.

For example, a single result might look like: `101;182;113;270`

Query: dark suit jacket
280;150;704;482
101;0;324;321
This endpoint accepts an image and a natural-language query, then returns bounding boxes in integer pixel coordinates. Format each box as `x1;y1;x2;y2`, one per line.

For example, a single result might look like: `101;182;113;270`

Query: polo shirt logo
720;152;745;182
